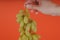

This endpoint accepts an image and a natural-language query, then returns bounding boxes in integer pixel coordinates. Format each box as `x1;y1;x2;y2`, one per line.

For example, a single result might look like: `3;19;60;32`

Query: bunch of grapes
16;9;40;40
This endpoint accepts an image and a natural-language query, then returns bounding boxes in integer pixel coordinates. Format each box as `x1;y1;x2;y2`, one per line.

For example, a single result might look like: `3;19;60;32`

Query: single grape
20;20;25;27
21;35;28;40
31;21;37;32
24;16;29;24
25;23;31;31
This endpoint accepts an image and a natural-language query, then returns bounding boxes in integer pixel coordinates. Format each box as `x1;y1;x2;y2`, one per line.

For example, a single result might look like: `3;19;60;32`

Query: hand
24;0;60;16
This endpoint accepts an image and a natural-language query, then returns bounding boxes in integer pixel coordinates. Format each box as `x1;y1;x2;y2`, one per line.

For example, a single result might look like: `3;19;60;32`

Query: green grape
25;31;32;40
16;13;23;18
19;27;24;36
19;27;24;32
21;35;28;40
19;10;24;13
16;10;24;18
24;16;29;24
25;31;31;37
19;37;21;40
25;23;31;31
31;21;37;32
16;14;20;18
32;34;39;40
16;19;20;23
28;35;32;40
20;20;25;27
19;10;24;16
16;17;23;23
20;31;24;36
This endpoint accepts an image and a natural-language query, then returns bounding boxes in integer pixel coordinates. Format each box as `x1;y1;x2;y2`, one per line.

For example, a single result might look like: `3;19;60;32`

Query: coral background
0;0;60;40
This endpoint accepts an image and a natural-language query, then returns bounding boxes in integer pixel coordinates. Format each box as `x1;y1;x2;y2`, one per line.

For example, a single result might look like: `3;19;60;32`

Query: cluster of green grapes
16;9;40;40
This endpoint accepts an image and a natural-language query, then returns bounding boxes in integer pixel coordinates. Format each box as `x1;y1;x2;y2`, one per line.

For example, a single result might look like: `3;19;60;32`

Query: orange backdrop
0;0;60;40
